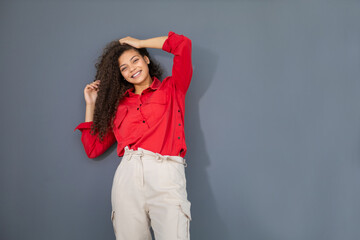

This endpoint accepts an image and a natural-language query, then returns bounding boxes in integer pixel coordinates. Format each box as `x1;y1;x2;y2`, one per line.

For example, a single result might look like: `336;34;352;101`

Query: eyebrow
119;55;139;68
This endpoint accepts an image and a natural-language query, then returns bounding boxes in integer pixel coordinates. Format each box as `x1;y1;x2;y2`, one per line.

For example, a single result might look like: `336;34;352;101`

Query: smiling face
118;49;151;85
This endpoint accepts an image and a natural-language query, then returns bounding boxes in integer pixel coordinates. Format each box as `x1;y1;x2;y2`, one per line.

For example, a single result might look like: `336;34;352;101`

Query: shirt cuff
74;121;93;132
162;31;183;53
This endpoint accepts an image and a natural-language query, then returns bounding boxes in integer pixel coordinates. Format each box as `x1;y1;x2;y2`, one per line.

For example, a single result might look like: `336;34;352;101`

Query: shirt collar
123;76;161;97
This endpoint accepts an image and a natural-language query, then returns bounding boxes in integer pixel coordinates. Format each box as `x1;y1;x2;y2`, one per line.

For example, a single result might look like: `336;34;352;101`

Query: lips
131;70;141;78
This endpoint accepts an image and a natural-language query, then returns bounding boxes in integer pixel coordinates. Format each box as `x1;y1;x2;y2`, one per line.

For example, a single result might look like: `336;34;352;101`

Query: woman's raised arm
119;31;193;95
162;31;193;95
119;36;168;49
74;80;116;158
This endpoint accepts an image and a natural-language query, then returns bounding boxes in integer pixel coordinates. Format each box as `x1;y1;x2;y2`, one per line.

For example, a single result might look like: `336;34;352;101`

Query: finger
119;39;128;45
87;85;96;90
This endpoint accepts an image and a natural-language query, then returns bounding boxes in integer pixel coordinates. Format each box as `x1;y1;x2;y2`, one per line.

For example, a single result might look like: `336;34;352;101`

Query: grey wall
1;0;359;239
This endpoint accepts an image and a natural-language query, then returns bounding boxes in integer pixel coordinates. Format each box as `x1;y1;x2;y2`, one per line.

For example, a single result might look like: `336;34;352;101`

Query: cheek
141;63;149;73
120;71;129;80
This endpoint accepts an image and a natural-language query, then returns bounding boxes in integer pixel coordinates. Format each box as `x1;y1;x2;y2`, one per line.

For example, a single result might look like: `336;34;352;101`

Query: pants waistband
123;146;187;167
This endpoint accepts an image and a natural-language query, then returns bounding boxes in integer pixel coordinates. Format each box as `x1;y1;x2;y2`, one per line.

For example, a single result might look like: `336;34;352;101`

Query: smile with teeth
131;71;141;78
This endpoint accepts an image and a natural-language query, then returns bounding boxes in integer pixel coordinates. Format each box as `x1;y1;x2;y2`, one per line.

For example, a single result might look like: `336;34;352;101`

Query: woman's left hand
119;36;142;48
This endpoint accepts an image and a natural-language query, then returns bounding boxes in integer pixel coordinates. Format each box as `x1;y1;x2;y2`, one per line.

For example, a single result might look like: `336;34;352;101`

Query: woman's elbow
85;148;102;159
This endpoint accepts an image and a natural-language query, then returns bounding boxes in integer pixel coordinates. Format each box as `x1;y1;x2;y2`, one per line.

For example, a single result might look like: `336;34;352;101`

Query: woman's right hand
84;80;101;105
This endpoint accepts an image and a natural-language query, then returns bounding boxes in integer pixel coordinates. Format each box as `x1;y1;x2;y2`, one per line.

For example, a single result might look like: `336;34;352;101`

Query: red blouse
74;31;193;159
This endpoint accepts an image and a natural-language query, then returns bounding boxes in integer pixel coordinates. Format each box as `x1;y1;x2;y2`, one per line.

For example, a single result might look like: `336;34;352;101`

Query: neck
134;76;153;95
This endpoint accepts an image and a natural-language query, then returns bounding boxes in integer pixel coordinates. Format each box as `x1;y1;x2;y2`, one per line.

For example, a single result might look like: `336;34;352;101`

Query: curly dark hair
89;41;163;142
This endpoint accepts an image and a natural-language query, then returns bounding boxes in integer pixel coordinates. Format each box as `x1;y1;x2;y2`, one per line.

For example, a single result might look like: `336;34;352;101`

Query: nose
129;63;136;73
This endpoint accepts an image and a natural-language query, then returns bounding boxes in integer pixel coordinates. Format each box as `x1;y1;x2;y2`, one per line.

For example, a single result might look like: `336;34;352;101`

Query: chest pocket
114;106;128;129
144;91;169;125
148;92;168;104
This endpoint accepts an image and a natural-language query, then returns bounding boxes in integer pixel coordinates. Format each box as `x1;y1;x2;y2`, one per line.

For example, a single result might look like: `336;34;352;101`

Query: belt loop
124;146;130;161
155;153;163;162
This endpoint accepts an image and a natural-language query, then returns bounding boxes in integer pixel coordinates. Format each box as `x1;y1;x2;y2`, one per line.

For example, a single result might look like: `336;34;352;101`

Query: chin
135;77;146;84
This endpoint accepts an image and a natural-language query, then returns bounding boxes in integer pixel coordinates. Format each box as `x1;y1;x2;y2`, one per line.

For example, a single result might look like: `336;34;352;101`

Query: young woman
74;31;193;239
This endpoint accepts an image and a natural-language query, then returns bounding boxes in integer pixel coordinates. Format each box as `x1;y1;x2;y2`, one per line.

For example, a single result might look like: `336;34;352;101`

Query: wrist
139;39;144;48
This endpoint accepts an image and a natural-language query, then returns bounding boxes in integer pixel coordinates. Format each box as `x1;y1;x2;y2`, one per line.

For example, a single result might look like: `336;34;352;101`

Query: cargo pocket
111;210;116;235
178;201;192;239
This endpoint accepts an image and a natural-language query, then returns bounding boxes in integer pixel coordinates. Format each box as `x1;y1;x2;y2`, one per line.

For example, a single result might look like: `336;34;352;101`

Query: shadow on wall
184;44;230;239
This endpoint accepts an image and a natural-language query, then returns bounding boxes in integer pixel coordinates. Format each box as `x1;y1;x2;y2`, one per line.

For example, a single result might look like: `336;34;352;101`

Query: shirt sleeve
74;121;116;159
162;31;193;95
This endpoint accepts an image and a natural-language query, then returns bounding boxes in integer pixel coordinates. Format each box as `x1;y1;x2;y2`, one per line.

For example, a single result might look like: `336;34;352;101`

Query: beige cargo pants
110;145;192;240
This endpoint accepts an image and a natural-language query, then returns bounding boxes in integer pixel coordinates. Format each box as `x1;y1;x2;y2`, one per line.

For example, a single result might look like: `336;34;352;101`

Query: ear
144;56;150;64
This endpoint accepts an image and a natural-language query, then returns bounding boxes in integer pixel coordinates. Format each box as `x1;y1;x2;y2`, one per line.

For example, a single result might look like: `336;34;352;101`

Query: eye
133;59;139;63
121;67;126;71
